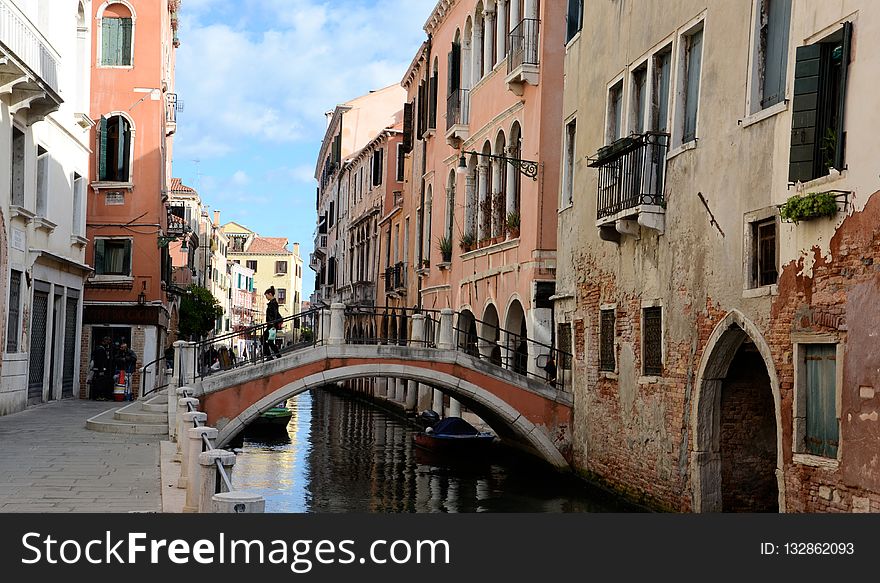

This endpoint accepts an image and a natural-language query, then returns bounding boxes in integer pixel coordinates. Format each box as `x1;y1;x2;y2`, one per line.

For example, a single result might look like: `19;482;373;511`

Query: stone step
142;402;167;413
86;409;168;436
115;409;167;423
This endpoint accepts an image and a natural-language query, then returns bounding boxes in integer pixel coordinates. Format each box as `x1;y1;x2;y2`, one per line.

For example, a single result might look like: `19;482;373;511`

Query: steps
86;393;170;436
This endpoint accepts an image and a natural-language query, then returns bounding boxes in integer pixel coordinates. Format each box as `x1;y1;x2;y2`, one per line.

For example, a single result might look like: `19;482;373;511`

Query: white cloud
231;170;249;185
175;0;434;160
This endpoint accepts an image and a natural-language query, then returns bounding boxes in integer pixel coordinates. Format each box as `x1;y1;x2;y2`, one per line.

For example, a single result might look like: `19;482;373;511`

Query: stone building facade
555;0;880;512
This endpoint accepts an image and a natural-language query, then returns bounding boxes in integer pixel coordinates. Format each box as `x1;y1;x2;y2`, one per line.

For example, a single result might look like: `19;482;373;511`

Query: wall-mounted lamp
137;281;147;306
456;150;539;180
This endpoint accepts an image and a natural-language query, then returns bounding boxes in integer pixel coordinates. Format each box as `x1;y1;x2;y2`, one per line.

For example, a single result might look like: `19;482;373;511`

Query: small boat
412;416;495;454
248;402;292;430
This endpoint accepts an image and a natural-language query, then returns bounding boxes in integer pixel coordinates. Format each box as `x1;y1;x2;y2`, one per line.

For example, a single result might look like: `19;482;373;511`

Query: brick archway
691;310;784;512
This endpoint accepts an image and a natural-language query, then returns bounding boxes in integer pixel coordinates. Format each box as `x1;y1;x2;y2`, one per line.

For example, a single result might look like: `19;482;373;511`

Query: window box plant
459;232;476;251
506;210;520;238
779;192;839;224
438;236;453;262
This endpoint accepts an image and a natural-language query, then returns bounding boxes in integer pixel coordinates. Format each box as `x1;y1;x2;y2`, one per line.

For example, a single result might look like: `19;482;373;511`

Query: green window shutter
107;18;120;65
762;0;791;109
119;118;130;181
121;19;133;66
402;102;413;153
788;43;821;183
95;240;105;274
101;19;112;65
429;71;438;129
122;240;132;275
805;344;838;458
98;116;108;180
834;21;852;171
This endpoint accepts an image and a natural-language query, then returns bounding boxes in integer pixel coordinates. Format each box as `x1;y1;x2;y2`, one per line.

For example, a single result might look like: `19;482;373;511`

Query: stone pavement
0;400;162;512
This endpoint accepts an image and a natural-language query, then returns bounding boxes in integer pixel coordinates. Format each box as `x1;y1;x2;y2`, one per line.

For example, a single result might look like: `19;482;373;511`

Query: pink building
384;0;564;377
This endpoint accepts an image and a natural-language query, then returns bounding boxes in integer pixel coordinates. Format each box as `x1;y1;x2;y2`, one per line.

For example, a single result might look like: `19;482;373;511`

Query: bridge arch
211;362;569;470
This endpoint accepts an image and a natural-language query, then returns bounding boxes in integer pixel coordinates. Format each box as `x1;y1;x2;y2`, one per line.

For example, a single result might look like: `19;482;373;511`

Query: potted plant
779;192;839;224
459;232;476;251
422;258;430;269
506;210;521;238
438;236;453;262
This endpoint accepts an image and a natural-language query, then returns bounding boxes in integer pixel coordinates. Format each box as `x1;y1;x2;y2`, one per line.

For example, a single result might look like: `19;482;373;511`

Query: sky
173;0;436;296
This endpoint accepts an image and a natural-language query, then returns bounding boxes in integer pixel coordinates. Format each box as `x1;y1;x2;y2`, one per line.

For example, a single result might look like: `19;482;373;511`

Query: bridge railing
191;306;325;381
140;355;172;400
342;306;441;347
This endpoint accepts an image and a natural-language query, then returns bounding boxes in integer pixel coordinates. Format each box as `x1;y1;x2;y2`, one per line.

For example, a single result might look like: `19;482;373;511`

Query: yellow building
221;222;303;322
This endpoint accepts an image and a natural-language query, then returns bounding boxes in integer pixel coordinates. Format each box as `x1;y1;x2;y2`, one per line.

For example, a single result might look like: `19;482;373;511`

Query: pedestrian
114;342;137;400
262;286;282;360
90;336;114;400
543;354;557;388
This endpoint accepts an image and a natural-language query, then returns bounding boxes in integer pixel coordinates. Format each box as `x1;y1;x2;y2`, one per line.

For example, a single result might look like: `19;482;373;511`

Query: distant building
167;179;203;290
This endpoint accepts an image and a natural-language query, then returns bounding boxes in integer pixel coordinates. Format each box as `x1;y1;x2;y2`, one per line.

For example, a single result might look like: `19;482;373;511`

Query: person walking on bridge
262;287;283;360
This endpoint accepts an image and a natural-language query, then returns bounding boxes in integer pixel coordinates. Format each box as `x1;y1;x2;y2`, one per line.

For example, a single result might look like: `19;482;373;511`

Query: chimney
213;210;220;227
293;242;300;256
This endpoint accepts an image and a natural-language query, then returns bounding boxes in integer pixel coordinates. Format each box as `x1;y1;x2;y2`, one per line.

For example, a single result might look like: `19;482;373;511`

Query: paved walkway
0;400;161;512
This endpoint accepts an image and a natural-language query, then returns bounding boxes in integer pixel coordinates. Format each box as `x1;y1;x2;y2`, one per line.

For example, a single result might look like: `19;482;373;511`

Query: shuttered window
36;146;49;217
448;43;461;93
402;102;414;153
683;27;704;144
652;49;672;133
372;148;384;187
804;344;838;458
429;69;438;130
101;18;133;66
6;270;22;352
759;0;792;109
642;307;663;375
11;127;25;206
788;22;852;183
99;115;132;182
396;143;405;182
94;239;132;276
599;309;616;372
566;0;583;43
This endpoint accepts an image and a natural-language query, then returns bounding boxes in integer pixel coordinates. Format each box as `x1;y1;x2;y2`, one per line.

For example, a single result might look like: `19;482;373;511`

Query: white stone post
496;0;507;59
477;164;489;240
376;377;387;398
439;308;455;350
449;399;462;418
491;159;503;236
505;145;519;218
177;409;205;488
213;491;265;513
472;19;483;86
198;449;236;513
484;9;495;76
329;303;345;345
173;340;186;385
184;425;218;513
465;172;476;238
418;384;432;411
175;396;199;460
432;389;444;416
394;378;405;403
510;0;521;31
411;313;425;347
176;342;197;386
405;380;418;411
320;307;331;344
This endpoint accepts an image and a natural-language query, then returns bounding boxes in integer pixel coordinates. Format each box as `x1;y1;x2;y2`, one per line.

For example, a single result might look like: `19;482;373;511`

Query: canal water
230;389;639;513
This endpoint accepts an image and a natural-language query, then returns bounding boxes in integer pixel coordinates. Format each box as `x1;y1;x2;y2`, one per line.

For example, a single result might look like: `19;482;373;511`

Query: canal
230;389;640;513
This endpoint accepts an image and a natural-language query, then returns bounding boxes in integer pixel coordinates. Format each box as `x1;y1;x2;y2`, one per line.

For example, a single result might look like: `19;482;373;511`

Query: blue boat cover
432;417;479;436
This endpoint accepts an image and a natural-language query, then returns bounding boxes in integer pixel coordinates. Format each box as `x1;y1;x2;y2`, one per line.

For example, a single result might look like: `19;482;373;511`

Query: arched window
99;114;132;182
76;3;88;110
100;3;134;66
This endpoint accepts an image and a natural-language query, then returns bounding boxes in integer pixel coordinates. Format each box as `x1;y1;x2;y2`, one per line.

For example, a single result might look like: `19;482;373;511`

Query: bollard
320;308;331;344
175;397;200;461
198;449;236;513
328;303;345;345
438;309;455;350
172;388;194;441
212;491;265;513
411;313;425;347
177;410;206;489
184;425;218;512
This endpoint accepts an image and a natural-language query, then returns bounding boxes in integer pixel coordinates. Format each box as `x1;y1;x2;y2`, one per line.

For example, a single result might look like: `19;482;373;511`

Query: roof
244;237;291;255
169;178;197;194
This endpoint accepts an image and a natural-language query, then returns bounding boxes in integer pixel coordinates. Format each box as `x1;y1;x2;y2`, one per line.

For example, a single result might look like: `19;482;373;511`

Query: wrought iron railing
589;132;670;220
508;18;540;75
446;88;470;131
384;262;406;293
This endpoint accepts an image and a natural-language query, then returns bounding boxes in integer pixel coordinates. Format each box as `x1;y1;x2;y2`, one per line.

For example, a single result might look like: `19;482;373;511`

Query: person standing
114;342;137;400
262;287;282;360
90;336;114;400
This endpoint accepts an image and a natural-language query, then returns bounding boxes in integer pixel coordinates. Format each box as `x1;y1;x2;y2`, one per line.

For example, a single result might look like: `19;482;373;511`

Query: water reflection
231;389;638;513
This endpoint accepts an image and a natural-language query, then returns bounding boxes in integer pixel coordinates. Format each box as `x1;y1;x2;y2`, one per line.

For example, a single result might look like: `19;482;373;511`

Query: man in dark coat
262;287;282;359
91;336;114;400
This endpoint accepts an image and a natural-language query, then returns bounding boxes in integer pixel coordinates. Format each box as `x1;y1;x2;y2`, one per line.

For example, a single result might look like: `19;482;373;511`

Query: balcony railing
384;262;406;294
508;18;540;75
589;132;670;221
446;88;470;131
0;0;60;93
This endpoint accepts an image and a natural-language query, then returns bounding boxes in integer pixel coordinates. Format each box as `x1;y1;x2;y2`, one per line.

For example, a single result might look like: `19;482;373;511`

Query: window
36;146;48;217
607;80;624;143
372;148;384;187
652;48;672;133
396;143;405;182
246;260;257;272
99;115;132;182
557;323;573;371
795;343;839;459
6;270;22;352
599;308;616;372
275;260;288;275
100;11;133;66
73;173;85;235
631;65;648;135
751;217;778;287
428;61;438;130
752;0;792;112
642;307;662;375
789;22;852;183
562;119;576;206
329;201;335;227
566;0;583;43
94;239;132;276
11;126;25;207
681;25;704;144
277;288;287;305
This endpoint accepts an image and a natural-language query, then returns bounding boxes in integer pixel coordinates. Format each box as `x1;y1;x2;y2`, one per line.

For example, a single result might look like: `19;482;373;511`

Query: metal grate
557;323;572;370
599;309;616;372
590;132;669;220
28;291;49;403
6;270;21;352
643;307;663;375
508;18;540;74
62;297;78;398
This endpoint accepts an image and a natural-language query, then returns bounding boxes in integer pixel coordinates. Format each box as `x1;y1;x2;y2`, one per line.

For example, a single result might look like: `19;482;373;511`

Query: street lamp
456;150;539;180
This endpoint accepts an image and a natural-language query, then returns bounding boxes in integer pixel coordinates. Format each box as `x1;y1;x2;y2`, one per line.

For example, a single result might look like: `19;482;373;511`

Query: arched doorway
457;309;478;356
481;304;501;365
505;299;528;375
693;311;783;512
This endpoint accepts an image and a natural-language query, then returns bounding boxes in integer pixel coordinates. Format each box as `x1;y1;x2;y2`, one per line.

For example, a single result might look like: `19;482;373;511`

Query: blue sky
173;0;435;295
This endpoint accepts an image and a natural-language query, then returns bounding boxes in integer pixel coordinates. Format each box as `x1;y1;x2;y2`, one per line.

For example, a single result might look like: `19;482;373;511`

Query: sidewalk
0;400;162;512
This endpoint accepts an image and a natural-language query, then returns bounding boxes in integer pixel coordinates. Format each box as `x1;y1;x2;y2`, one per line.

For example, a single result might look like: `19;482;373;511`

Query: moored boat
412;416;495;454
